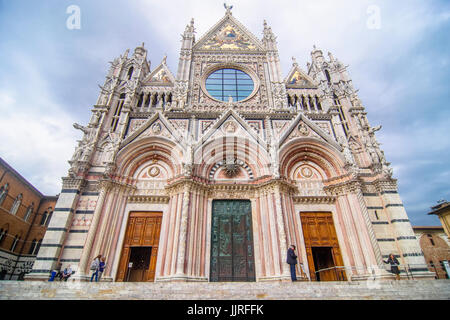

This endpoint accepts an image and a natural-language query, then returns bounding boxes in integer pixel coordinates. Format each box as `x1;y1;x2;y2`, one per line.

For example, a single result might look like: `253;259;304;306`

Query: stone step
1;280;449;300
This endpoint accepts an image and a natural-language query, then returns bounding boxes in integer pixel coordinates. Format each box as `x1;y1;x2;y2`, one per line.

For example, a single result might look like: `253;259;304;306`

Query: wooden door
116;212;162;282
301;212;346;281
210;200;255;282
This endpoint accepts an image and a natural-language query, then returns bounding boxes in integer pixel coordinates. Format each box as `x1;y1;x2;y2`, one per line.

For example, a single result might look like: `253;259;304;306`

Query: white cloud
0;53;80;195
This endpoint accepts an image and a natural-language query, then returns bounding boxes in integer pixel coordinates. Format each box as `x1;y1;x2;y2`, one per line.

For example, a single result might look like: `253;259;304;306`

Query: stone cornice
293;196;336;204
61;177;86;190
165;176;298;196
127;195;170;204
323;178;361;196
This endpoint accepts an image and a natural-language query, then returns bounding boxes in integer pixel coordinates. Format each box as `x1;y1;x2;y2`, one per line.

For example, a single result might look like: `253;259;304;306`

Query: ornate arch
279;137;347;180
194;136;271;179
115;136;183;179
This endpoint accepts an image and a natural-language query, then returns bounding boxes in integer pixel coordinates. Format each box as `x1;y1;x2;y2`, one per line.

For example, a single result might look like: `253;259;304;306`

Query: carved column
273;184;291;280
175;183;191;278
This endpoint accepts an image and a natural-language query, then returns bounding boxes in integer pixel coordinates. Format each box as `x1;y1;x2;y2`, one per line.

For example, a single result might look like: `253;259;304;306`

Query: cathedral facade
28;8;432;282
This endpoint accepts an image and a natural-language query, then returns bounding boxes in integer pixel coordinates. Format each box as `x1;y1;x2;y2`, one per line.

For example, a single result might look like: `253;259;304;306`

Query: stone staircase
1;280;449;300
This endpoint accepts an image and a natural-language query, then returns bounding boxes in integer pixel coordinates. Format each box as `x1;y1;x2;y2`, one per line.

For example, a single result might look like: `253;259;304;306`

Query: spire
183;18;195;39
262;19;276;47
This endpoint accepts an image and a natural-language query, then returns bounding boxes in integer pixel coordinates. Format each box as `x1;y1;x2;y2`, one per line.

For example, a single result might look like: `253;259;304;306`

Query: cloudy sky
0;0;449;226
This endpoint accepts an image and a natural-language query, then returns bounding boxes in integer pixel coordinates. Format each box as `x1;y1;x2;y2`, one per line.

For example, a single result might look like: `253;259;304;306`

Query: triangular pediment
196;108;266;151
285;64;317;88
142;57;175;86
121;112;184;148
279;113;342;151
194;14;265;52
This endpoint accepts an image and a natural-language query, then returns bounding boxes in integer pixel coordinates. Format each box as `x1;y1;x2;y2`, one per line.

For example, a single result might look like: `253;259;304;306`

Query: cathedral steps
1;280;449;300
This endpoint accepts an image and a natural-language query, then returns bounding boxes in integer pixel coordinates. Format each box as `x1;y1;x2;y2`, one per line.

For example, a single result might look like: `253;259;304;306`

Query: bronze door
210;200;255;282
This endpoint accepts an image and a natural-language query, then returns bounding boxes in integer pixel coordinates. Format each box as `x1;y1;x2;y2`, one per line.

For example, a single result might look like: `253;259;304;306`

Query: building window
10;193;23;215
34;239;42;255
325;69;331;83
0;229;7;244
205;68;254;102
127;66;134;80
0;183;9;206
427;234;435;246
40;211;48;226
24;203;34;222
45;210;53;227
28;239;37;255
40;208;53;226
10;235;20;252
111;93;126;132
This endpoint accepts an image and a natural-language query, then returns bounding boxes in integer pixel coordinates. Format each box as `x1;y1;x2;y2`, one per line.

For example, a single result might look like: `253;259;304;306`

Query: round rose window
205;68;254;102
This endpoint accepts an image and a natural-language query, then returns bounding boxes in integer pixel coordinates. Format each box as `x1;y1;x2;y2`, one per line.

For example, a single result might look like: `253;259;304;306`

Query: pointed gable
121;112;184;148
279;113;342;152
196;108;266;151
142;57;175;86
285;63;317;88
193;13;265;52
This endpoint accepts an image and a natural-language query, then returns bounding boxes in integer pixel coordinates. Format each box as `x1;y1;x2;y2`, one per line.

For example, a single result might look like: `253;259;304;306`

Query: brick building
0;157;58;280
413;226;450;279
428;201;450;240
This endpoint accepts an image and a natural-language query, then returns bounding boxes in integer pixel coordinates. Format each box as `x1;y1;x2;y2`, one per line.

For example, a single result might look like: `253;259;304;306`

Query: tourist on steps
90;254;102;282
287;245;298;282
383;253;401;280
98;257;106;282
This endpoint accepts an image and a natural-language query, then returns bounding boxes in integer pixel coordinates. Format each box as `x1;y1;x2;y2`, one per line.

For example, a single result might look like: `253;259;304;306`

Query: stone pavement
1;280;449;300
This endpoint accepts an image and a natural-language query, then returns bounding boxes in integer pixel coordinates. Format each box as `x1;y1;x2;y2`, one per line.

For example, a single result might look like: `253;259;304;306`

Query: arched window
127;66;134;80
325;69;331;83
333;93;340;106
427;234;435;246
28;239;37;255
0;183;9;206
0;228;6;244
45;209;53;227
40;208;53;226
111;93;126;132
137;93;144;108
315;96;323;111
10;235;20;252
34;239;43;255
10;193;22;215
24;203;34;222
40;211;48;226
308;96;315;111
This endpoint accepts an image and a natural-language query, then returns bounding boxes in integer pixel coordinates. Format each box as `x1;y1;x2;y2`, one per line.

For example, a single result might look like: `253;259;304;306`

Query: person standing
97;257;106;282
384;253;401;280
286;245;298;282
90;254;102;282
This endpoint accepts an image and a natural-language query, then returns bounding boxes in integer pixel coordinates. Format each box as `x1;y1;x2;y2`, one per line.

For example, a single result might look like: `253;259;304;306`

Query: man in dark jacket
287;245;298;281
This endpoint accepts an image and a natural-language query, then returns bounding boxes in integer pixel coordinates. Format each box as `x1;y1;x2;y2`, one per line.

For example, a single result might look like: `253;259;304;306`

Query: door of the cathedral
210;200;256;282
300;212;346;281
116;212;162;282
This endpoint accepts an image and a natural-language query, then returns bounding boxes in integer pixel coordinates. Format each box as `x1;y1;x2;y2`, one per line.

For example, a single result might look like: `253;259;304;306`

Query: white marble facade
28;8;433;282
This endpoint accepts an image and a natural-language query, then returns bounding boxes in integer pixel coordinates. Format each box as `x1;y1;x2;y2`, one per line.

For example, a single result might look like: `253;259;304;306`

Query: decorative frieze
128;195;170;203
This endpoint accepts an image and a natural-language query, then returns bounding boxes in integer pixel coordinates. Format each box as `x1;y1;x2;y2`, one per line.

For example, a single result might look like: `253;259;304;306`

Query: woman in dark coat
383;253;401;280
286;245;298;281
